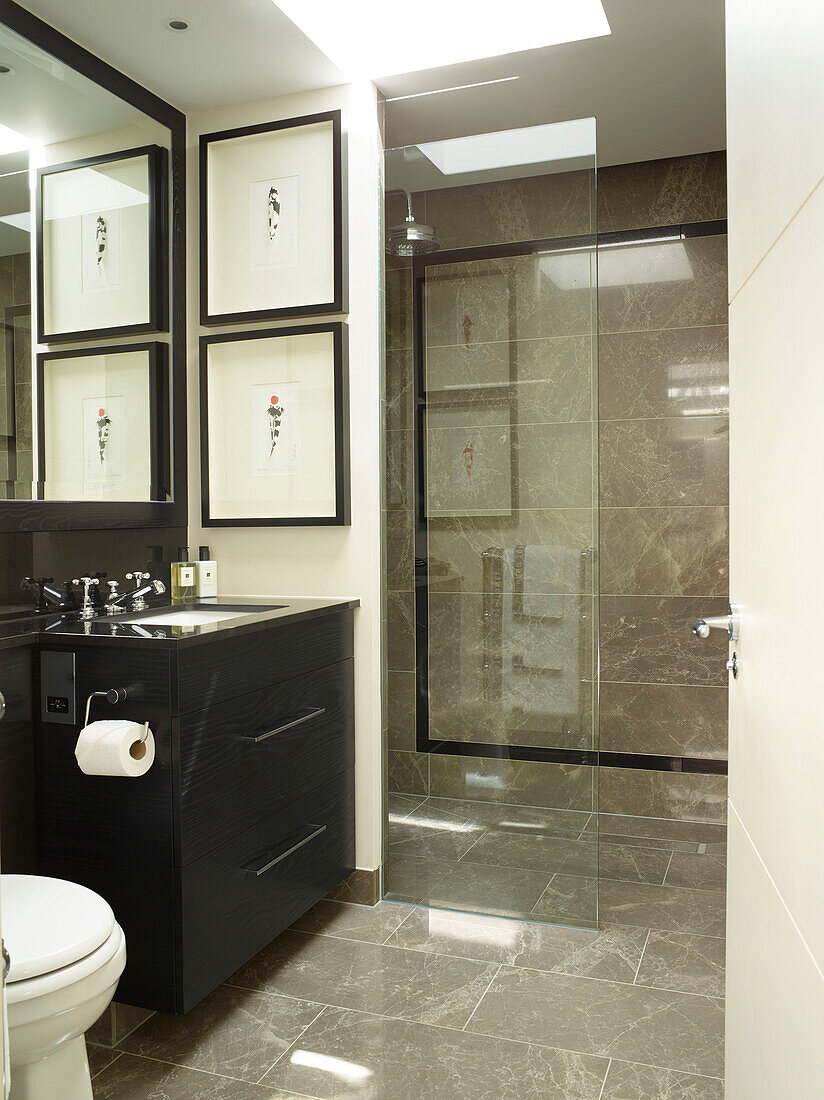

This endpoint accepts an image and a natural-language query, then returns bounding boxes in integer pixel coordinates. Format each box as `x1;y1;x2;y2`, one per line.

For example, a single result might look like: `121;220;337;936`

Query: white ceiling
13;0;725;167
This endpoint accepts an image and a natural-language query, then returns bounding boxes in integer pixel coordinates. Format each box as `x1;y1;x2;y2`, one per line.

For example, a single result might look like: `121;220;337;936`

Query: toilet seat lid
1;875;116;982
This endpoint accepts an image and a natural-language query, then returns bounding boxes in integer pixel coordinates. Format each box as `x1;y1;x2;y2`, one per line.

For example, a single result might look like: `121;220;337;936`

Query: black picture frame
36;342;170;504
36;143;168;344
0;0;187;532
200;323;350;527
200;110;347;325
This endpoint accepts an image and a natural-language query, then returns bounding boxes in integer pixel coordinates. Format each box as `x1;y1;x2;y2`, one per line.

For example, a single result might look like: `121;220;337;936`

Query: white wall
186;82;384;871
725;2;824;1095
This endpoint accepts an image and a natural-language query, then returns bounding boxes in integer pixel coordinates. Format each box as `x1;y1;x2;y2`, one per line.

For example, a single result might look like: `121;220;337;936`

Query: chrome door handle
691;603;737;641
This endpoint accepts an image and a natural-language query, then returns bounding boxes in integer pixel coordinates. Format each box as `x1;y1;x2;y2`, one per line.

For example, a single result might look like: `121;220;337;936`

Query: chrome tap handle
690;603;737;641
126;571;150;586
72;576;100;619
104;580;126;615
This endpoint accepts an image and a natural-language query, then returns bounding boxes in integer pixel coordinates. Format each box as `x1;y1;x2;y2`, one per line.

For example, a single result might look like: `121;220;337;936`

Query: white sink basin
117;603;285;628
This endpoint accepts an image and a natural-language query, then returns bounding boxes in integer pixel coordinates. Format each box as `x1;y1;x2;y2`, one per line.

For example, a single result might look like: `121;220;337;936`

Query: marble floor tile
597;814;727;846
598;843;673;884
389;819;481;861
635;931;726;998
601;1059;724;1099
424;859;555;918
466;966;725;1077
599;880;726;938
386;907;648;983
88;1044;121;1079
531;874;599;927
93;1051;296;1098
386;792;425;820
419;797;591;836
118;984;322;1083
383;855;454;904
290;900;414;944
665;851;728;892
460;829;598;876
262;1005;609;1099
597;832;700;854
228;929;499;1030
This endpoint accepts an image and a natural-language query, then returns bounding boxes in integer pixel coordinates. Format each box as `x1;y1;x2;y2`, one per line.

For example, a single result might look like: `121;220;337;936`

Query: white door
725;2;824;1096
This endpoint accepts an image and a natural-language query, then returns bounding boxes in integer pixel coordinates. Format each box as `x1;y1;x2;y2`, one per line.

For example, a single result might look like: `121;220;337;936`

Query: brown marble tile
599;326;729;421
599;596;730;685
12;251;30;305
531;874;598;927
461;829;598;877
598;152;727;234
599;682;728;759
665;851;728;892
602;1059;724;1099
599;416;729;508
636;930;726;998
600;506;728;596
325;867;380;906
596;814;726;846
386;261;413;350
598;235;727;334
599;879;726;938
428;590;595;749
387;669;416;751
385;428;413;511
425;335;594;424
0;256;12;303
598;842;672;885
429;753;594;811
428;508;594;595
93;1050;294;1098
87;1044;121;1078
291;899;411;942
426;169;593;250
385;509;414;591
599;767;727;824
385;348;414;431
388;749;428;796
386;588;415;671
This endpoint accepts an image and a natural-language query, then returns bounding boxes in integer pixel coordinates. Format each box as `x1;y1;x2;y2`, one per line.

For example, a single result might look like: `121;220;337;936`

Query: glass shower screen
384;118;599;928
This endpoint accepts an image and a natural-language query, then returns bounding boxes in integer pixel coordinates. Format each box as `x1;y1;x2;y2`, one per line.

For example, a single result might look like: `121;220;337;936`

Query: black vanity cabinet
35;607;355;1013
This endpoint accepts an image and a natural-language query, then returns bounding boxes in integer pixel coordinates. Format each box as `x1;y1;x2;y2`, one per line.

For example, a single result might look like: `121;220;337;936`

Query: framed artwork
37;343;169;502
200;111;346;324
200;323;350;526
36;144;168;343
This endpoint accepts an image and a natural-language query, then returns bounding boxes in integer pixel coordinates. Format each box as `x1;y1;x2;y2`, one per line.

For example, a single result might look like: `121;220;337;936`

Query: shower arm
386;188;415;222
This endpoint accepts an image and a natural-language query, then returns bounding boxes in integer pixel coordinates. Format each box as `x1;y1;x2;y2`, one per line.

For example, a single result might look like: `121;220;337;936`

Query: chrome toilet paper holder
84;688;150;743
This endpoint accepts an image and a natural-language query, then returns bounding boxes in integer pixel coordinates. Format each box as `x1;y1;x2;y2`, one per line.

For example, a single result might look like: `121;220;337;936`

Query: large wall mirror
0;1;185;529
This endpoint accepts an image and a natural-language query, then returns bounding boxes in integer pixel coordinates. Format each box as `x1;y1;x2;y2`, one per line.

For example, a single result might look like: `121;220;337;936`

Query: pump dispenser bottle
196;546;218;598
171;546;197;602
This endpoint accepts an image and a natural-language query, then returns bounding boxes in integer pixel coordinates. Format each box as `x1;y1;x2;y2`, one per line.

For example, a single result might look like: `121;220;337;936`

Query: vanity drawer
175;609;354;713
176;658;354;863
178;768;354;1011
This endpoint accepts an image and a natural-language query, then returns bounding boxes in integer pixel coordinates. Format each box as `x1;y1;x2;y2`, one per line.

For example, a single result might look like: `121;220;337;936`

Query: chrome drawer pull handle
243;824;327;877
242;706;326;743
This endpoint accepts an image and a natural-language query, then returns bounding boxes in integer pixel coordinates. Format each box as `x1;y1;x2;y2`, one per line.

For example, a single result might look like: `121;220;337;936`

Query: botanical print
81;207;122;293
250;175;299;269
82;395;124;485
251;381;302;475
426;410;513;518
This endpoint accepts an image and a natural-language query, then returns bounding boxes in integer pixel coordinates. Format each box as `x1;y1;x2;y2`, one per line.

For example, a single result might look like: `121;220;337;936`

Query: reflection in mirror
0;19;172;504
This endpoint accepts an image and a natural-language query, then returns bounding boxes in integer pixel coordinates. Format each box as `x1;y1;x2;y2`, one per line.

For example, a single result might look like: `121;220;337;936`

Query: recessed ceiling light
166;18;189;32
0;63;16;75
272;0;611;79
417;117;596;176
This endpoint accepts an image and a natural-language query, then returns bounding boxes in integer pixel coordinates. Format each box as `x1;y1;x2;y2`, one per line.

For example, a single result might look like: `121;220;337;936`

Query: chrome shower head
385;189;440;257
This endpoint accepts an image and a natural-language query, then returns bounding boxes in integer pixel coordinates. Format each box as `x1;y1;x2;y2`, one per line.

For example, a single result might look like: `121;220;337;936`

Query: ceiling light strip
385;77;520;103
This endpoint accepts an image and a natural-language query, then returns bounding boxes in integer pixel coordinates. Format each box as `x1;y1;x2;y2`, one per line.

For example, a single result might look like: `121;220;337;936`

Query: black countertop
0;596;359;651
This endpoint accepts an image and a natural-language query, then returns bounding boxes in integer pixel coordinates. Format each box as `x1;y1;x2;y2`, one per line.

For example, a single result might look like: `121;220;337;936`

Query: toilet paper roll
74;719;155;778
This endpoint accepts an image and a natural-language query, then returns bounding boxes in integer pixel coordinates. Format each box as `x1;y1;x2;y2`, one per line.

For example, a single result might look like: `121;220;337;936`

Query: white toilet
2;875;126;1100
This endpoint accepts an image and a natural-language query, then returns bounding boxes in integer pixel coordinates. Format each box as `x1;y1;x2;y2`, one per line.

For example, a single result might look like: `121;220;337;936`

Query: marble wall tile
428;590;595;749
429;753;595;811
385;429;413;511
599;767;728;824
0;256;12;302
426;418;593;515
634;930;726;998
385;509;414;591
465;966;725;1077
387;670;416;751
428;508;594;595
599;682;728;759
426;169;593;250
599;595;729;685
598;235;728;334
385;348;414;431
598;151;727;233
12;252;29;304
599;416;729;508
599;507;729;596
388;749;429;796
602;1059;724;1099
427;375;593;430
426;335;594;418
387;588;415;671
425;254;594;346
262;1005;609;1100
386;261;413;350
599;326;729;421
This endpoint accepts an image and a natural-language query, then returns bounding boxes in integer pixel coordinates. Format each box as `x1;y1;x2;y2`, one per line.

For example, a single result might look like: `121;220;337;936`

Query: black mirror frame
0;0;187;531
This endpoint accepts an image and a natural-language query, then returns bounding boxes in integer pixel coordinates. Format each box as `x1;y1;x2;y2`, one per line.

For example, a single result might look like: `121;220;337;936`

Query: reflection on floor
89;796;726;1098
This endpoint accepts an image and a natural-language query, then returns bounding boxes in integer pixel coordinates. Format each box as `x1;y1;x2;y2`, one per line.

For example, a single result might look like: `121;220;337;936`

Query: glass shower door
384;120;599;928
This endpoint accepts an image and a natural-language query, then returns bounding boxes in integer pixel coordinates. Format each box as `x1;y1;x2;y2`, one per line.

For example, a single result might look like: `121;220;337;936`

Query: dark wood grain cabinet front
34;608;356;1013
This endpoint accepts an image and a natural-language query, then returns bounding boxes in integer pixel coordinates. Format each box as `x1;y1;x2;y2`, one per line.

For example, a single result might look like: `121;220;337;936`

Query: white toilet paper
74;720;155;778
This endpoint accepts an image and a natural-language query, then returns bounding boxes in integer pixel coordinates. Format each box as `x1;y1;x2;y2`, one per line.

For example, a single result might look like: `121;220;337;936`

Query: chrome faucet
125;572;166;612
72;576;100;620
21;577;77;613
